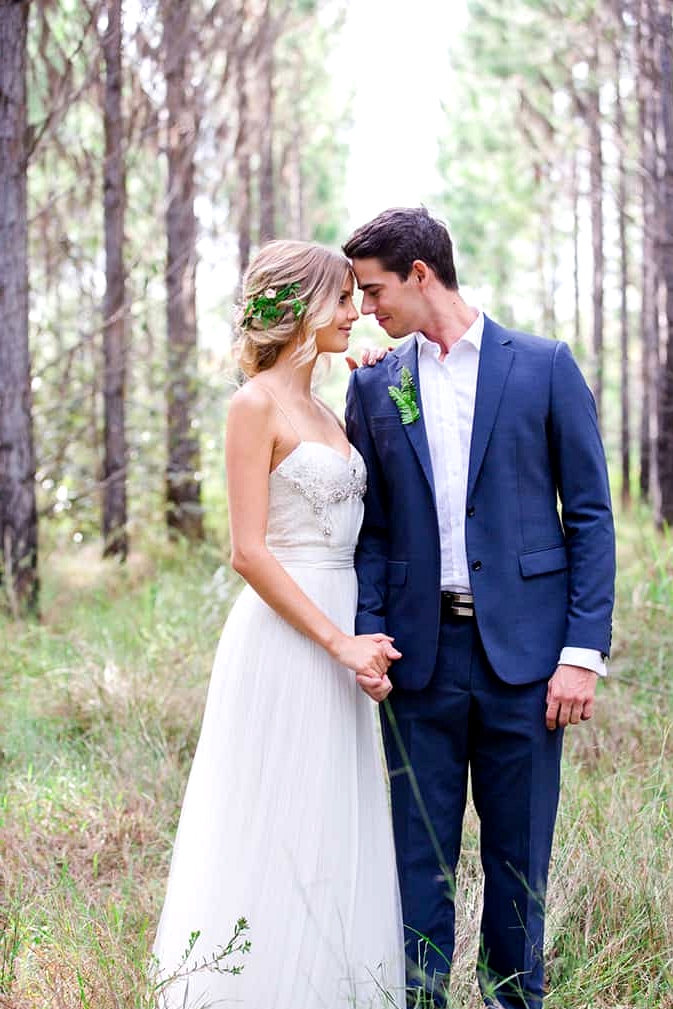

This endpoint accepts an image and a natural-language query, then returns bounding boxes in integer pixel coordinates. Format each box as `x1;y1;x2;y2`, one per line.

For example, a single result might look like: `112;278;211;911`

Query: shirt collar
416;310;484;358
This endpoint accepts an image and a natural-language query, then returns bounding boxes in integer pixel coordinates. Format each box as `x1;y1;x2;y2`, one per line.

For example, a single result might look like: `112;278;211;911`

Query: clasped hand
335;633;401;703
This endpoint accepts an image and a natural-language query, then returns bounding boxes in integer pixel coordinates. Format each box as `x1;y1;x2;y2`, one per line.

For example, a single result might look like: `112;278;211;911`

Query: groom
343;208;615;1009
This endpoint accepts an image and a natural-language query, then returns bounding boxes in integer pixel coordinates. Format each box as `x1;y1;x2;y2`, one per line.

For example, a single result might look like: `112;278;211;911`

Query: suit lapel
467;316;514;498
388;338;436;498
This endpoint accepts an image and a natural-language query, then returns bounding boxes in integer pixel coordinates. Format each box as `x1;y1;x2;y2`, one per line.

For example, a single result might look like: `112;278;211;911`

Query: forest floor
1;504;672;1009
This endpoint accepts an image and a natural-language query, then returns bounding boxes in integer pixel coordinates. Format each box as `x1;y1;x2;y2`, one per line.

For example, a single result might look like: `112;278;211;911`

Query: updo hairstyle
234;240;351;377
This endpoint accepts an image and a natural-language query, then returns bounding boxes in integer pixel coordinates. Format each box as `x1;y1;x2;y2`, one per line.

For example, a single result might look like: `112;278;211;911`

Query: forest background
0;0;672;1007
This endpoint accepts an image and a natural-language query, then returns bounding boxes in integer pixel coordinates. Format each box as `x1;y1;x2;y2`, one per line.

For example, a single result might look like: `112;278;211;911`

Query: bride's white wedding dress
153;441;405;1009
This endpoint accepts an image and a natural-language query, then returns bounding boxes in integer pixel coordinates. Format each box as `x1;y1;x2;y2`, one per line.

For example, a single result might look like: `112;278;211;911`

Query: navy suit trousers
382;612;564;1009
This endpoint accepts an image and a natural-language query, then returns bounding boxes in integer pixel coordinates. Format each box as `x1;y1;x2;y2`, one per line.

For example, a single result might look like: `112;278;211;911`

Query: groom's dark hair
343;207;458;290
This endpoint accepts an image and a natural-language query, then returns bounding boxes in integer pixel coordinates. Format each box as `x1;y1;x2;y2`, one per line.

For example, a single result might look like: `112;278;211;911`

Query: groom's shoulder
489;317;566;361
350;337;412;395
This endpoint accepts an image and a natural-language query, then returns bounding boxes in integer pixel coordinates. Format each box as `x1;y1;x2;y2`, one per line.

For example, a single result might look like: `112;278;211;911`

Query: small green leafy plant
388;366;420;424
242;283;306;329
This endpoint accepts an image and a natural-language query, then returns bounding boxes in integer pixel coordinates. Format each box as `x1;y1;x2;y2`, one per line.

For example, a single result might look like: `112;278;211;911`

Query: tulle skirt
153;560;405;1009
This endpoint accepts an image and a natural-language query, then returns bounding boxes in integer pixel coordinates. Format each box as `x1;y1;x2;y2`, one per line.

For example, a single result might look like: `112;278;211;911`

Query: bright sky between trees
335;0;462;227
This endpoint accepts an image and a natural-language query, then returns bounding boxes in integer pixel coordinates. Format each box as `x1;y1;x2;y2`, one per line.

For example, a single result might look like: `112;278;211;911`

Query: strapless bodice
265;442;366;566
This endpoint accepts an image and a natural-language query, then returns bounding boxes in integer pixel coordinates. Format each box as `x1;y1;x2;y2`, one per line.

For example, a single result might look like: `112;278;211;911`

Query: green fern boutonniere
388;367;420;425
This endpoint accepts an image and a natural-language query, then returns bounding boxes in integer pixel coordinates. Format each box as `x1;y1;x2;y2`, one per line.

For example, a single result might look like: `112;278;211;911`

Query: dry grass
1;508;671;1008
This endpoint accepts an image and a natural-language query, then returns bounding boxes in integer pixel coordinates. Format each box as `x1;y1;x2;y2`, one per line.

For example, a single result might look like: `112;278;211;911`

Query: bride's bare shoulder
230;376;277;412
227;378;278;435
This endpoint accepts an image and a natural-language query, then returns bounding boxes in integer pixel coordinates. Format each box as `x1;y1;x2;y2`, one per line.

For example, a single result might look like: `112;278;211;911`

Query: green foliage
0;523;244;1007
151;917;251;1000
242;282;307;328
437;86;537;326
388;367;421;425
434;0;635;347
24;0;351;555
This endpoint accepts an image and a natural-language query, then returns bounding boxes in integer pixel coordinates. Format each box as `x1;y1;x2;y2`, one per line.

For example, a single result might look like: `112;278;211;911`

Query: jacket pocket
387;560;408;586
371;415;404;430
519;545;568;578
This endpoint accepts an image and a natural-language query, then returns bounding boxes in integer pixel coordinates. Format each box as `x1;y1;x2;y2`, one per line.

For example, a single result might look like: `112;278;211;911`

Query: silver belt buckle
449;591;474;617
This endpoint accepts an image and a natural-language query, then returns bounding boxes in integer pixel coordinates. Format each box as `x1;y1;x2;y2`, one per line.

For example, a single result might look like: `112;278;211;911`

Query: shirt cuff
559;647;607;677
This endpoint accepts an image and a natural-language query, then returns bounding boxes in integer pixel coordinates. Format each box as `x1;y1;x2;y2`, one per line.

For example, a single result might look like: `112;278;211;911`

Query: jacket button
467;506;475;517
471;560;482;571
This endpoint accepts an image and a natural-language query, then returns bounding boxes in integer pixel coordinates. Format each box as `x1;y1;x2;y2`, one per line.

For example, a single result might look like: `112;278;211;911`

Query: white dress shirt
416;314;606;676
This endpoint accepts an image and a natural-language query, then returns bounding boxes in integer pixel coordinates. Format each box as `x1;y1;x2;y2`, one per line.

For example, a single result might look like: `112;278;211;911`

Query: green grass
0;529;241;1008
1;505;671;1008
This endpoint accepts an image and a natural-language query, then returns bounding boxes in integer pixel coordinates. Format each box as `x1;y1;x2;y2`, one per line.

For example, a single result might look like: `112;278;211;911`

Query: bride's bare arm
226;386;398;684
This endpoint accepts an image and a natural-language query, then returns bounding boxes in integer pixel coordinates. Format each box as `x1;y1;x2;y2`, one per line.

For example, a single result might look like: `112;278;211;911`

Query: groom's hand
357;671;393;702
545;664;597;730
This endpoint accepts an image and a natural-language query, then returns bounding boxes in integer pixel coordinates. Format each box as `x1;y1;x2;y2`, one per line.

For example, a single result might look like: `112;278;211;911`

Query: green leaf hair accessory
242;282;307;329
388;366;420;425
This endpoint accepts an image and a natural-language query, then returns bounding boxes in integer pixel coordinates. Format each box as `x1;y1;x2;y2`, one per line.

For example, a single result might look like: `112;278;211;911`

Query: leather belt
441;591;475;619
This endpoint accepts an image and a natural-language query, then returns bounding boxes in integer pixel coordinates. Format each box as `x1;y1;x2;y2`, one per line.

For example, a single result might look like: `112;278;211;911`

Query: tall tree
570;149;584;360
163;0;203;540
26;0;113;531
587;36;605;426
274;2;351;246
615;41;631;506
235;4;253;279
101;0;128;557
257;0;276;242
637;0;660;504
656;0;673;523
0;0;38;614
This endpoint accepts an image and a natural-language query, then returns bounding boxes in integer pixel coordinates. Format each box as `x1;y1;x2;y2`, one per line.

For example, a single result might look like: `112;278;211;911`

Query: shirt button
467;506;475;517
471;560;482;571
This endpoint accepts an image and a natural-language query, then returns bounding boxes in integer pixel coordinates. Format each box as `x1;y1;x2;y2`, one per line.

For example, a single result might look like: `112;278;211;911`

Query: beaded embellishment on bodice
266;442;366;550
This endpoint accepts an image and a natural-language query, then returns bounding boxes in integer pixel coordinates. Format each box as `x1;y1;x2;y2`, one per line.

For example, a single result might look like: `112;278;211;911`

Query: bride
152;240;405;1009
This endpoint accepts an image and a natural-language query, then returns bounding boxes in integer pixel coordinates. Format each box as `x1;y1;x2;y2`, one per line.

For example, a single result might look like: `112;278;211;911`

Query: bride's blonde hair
233;240;352;377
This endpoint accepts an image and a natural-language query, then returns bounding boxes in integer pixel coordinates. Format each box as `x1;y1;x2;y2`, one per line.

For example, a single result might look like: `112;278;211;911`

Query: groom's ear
411;259;431;287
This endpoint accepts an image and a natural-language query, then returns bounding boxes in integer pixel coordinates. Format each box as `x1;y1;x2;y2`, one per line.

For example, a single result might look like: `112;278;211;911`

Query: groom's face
352;257;423;340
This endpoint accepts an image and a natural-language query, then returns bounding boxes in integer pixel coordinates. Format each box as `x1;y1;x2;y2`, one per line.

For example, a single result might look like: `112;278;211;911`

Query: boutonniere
388;367;420;425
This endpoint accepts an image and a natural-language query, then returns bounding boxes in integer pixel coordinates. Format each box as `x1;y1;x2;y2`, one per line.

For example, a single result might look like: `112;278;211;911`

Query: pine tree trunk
235;39;252;280
616;68;631;506
547;193;558;341
102;0;128;558
258;1;275;243
537;169;556;339
588;68;605;427
571;150;584;362
0;0;38;615
637;0;660;504
287;56;304;240
640;187;659;506
656;0;673;523
163;0;203;540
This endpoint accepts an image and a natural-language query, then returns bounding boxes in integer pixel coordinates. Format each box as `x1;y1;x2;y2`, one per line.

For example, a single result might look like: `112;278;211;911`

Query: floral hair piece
241;282;307;329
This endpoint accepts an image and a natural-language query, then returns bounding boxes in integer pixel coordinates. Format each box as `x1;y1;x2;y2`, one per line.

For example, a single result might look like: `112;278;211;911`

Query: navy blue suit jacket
345;316;615;690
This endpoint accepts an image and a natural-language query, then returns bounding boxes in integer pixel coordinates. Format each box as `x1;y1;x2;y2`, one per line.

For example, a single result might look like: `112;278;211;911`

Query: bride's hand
345;346;391;371
334;632;401;678
356;670;393;702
